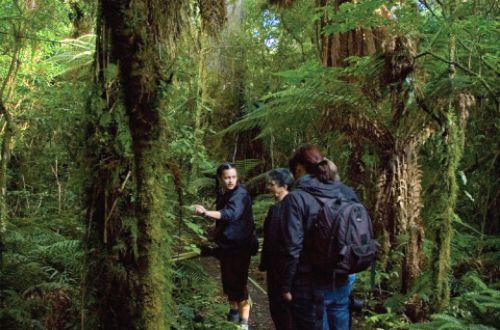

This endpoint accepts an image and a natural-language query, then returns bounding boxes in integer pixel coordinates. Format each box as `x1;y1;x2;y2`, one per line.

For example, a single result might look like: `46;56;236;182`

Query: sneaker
239;324;250;330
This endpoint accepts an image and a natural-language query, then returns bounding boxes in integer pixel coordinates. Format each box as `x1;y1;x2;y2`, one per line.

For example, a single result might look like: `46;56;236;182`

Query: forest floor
200;256;368;329
200;256;274;330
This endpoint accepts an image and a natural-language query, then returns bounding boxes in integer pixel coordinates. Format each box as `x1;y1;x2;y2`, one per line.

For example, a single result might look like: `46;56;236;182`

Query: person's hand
282;292;292;302
192;205;206;216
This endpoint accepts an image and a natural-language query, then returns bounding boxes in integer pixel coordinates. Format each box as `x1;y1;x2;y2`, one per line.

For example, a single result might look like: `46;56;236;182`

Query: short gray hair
267;168;294;189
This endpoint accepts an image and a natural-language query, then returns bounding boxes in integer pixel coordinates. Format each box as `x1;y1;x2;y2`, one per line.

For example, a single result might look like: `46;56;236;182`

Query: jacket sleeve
280;193;304;293
219;190;247;223
259;207;273;271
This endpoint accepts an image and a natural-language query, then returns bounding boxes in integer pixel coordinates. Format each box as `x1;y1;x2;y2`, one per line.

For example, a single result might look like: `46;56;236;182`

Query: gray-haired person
259;168;294;330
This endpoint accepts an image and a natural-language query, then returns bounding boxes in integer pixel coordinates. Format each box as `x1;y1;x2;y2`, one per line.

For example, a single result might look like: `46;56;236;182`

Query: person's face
266;180;287;200
219;168;238;190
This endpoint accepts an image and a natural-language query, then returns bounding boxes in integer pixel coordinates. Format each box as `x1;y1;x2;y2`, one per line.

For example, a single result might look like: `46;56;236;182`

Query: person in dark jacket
259;168;294;330
193;163;255;330
281;144;358;330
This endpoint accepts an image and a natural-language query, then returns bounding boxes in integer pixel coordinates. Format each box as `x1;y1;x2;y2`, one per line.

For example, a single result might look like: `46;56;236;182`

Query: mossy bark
431;1;469;310
82;0;174;328
431;115;462;311
0;100;15;237
0;41;21;272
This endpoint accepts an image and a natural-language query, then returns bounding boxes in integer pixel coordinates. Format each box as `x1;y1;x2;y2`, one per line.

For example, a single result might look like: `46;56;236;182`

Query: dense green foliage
0;0;498;329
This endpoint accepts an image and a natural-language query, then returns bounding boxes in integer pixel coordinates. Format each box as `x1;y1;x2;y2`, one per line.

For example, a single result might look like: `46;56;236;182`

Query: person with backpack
193;162;257;330
259;168;294;330
281;144;377;330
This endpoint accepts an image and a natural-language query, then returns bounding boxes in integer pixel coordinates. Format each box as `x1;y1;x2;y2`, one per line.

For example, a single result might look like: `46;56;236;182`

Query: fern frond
234;159;262;179
50;34;96;78
222;59;394;151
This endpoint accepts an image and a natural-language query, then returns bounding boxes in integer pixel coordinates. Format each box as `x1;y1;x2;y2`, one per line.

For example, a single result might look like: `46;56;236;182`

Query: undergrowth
171;259;239;329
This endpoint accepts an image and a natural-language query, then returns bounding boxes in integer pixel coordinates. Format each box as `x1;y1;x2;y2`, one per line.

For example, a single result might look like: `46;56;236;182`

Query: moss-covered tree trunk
430;3;472;308
427;96;471;312
430;117;461;312
0;99;15;239
82;0;181;328
0;38;21;275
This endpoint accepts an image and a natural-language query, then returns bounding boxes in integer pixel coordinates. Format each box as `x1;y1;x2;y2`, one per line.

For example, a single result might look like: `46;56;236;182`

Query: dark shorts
219;252;251;302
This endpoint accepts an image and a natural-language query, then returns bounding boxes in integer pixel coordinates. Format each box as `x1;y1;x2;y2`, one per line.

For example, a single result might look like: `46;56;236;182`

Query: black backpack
308;195;379;276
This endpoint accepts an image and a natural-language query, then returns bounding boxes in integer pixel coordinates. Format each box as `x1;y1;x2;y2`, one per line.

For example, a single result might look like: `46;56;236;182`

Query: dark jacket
259;201;287;274
214;184;255;253
280;175;359;293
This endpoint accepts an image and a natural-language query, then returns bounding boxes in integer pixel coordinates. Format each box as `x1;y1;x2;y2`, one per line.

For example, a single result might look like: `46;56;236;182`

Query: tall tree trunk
375;143;424;282
0;99;14;241
429;0;473;311
430;96;470;311
205;0;265;169
191;1;227;176
317;0;387;67
374;141;426;319
191;30;208;177
0;37;21;286
82;1;182;328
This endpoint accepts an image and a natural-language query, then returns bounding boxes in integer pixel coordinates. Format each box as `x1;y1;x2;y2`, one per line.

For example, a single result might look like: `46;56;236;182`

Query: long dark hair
288;144;331;183
215;162;237;194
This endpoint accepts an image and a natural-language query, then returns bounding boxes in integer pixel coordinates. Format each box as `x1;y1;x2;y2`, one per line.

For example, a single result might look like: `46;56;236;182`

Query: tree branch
416;51;499;105
456;38;500;76
418;0;439;19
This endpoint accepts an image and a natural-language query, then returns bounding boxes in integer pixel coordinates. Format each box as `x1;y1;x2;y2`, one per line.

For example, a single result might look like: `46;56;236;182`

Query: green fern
50;34;96;79
408;313;497;330
234;159;262;180
409;272;500;329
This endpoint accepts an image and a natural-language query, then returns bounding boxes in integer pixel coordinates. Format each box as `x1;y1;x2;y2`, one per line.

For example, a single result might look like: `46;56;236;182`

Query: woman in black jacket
259;168;294;330
193;163;255;330
281;144;358;330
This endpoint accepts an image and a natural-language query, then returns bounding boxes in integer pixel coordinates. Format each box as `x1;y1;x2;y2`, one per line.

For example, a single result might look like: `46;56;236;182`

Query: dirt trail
200;257;274;330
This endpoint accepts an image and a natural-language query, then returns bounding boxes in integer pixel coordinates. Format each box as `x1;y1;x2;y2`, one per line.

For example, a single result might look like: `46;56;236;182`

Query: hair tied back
318;159;328;167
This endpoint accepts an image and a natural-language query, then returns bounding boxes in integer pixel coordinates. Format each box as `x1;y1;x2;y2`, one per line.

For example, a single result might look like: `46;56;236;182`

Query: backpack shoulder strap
316;196;333;206
318;193;345;207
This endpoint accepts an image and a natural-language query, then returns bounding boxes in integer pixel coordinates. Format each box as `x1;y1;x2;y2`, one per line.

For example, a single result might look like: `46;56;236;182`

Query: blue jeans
290;274;356;330
321;274;356;330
